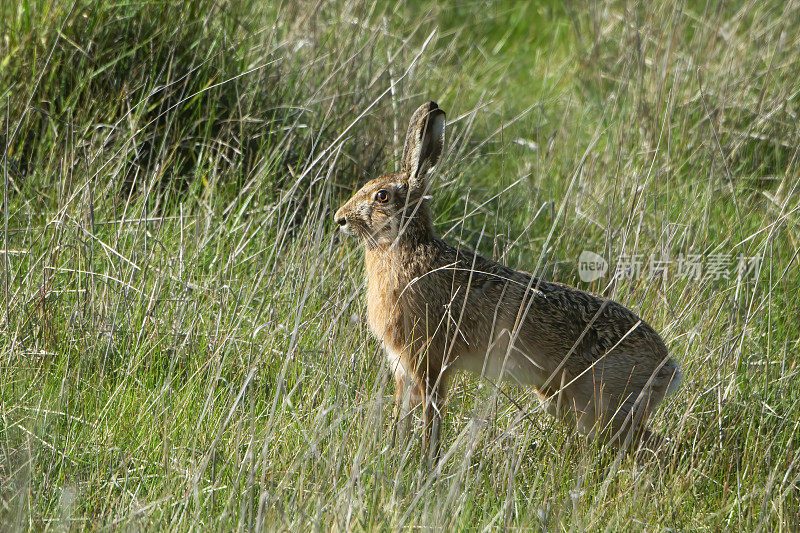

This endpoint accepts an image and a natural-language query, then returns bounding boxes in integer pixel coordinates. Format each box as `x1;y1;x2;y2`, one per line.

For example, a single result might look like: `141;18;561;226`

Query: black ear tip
426;101;445;117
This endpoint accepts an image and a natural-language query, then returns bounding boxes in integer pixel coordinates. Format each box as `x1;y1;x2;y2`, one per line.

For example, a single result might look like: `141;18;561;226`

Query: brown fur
334;101;682;460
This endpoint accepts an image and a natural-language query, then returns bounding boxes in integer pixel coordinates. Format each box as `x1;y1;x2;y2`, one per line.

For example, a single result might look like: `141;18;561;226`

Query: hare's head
334;101;445;248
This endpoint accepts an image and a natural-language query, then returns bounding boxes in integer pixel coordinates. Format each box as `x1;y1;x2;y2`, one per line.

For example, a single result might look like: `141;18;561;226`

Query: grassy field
1;0;799;529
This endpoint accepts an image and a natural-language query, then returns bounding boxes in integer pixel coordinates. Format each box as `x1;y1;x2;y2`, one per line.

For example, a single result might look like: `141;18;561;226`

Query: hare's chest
365;266;404;343
366;289;395;338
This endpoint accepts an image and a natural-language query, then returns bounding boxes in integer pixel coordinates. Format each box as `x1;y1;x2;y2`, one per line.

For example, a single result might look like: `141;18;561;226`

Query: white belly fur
451;330;547;388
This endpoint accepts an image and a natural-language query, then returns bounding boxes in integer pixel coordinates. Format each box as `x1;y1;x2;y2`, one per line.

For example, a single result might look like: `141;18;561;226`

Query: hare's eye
375;190;390;203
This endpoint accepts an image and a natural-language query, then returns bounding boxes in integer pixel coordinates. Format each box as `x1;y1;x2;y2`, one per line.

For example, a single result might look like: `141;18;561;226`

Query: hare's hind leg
604;388;669;453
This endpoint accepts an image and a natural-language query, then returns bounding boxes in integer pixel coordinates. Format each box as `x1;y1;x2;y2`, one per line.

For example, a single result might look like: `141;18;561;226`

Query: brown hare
334;101;682;461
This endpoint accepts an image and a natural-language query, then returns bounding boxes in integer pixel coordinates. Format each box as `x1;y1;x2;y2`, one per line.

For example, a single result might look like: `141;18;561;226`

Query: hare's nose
336;216;347;227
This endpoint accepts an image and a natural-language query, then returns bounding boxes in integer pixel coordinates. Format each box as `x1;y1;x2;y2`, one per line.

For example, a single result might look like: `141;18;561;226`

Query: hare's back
432;243;675;382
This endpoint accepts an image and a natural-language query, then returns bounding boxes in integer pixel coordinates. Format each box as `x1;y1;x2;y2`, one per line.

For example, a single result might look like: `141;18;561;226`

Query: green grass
2;0;799;529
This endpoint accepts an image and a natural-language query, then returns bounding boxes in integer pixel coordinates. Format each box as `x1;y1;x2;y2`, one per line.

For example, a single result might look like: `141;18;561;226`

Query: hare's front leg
387;349;449;464
392;372;422;448
420;370;449;466
389;350;423;449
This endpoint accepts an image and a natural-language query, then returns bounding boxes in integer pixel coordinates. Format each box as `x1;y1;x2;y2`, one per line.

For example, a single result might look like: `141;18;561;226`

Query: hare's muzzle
334;206;353;236
336;217;352;235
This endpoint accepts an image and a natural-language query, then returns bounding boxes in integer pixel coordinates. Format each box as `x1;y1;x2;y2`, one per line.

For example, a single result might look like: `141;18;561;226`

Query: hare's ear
402;101;445;191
